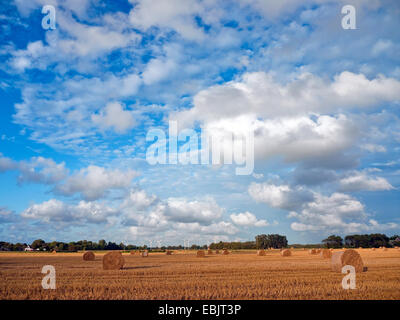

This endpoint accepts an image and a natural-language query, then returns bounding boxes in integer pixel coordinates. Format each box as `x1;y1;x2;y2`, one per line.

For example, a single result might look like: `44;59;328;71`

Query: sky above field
0;0;399;246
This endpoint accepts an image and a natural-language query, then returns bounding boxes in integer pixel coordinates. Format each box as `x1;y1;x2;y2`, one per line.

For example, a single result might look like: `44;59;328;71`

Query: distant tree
98;239;106;250
322;235;343;248
389;235;400;247
345;234;389;248
105;241;120;250
255;234;288;249
13;243;25;251
31;239;45;250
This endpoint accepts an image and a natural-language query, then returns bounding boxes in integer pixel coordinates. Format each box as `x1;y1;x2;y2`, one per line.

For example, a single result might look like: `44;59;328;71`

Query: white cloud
121;189;157;210
0;207;17;223
0;155;68;184
21;199;118;224
165;197;224;224
230;211;269;227
173;71;400;127
56;165;139;200
288;192;398;233
361;143;386;153
9;5;140;72
248;180;398;233
129;0;206;41
171;71;400;167
0;155;17;172
339;171;394;192
18;157;68;185
248;182;314;210
142;56;177;85
91;102;135;133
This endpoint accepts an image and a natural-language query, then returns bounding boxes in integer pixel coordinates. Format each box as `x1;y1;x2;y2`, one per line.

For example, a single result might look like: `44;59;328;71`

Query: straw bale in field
320;249;332;259
166;250;172;255
331;249;364;273
83;251;95;261
197;250;205;257
141;250;149;257
309;249;317;255
222;249;229;255
102;251;125;270
207;249;213;255
280;249;291;257
257;249;266;256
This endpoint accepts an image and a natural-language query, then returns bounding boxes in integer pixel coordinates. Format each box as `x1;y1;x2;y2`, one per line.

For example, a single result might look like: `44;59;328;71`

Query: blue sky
0;0;399;246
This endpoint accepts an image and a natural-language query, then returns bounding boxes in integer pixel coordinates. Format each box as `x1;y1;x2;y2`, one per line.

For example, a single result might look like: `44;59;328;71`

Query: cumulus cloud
339;171;394;192
10;3;140;72
171;71;400;167
230;211;269;227
173;71;400;126
92;102;135;133
121;189;158;210
165;197;224;224
248;182;314;210
0;207;18;223
0;155;17;172
0;154;68;184
289;192;398;233
21;199;118;224
56;165;139;200
129;0;206;41
249;180;397;233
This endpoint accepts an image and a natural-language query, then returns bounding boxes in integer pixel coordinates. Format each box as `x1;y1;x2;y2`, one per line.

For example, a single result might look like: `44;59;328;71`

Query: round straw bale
309;249;317;255
280;249;291;257
166;250;172;255
222;249;229;255
52;250;57;254
383;247;388;251
141;250;148;257
83;251;95;261
331;249;364;273
257;249;266;256
102;251;125;270
320;249;332;259
197;250;205;257
130;250;135;255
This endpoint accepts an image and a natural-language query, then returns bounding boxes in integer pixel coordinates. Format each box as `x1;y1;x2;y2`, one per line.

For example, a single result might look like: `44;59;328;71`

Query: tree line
0;239;182;252
322;234;400;248
1;233;399;251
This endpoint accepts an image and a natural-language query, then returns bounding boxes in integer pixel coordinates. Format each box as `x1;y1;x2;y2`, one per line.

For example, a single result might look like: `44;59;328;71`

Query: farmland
0;249;399;300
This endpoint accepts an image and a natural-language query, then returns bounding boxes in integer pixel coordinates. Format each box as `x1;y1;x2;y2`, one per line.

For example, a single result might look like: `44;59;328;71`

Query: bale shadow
123;265;161;270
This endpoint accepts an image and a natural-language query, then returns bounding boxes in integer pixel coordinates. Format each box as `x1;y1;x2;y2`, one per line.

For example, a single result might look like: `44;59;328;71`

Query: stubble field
1;249;399;300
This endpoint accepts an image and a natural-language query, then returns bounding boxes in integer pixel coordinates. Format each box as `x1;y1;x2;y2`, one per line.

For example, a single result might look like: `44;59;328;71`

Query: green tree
322;235;343;248
98;239;106;250
31;239;45;250
255;234;288;249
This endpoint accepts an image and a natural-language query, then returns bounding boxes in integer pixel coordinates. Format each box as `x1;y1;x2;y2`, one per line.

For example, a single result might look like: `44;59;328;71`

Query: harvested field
0;249;399;300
